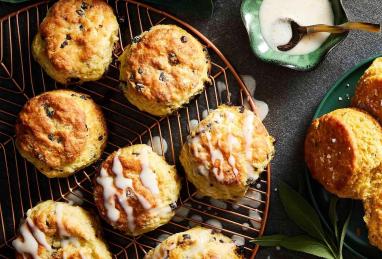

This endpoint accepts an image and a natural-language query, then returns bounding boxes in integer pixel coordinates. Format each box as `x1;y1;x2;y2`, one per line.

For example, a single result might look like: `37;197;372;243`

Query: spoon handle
306;22;381;34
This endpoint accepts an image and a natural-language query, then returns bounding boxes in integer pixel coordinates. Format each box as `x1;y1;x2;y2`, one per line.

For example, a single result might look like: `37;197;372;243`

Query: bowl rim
240;0;349;71
305;54;382;259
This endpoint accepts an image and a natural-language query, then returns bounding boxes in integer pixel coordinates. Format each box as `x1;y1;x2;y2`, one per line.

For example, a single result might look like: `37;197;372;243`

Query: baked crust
16;90;107;178
145;227;243;259
93;144;181;236
305;108;382;199
119;24;211;116
13;200;111;259
180;105;275;200
353;57;382;123
32;0;119;84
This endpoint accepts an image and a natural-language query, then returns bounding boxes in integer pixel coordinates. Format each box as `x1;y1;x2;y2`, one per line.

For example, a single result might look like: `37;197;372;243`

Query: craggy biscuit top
183;105;274;187
34;0;118;83
94;144;180;236
145;227;243;259
12;200;111;259
119;24;211;115
16;90;88;168
353;57;382;123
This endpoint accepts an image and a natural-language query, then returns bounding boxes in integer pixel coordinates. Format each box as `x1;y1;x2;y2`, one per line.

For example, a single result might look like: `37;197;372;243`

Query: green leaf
339;203;352;259
279;182;327;241
280;235;336;259
279;182;338;256
329;196;339;241
252;234;287;246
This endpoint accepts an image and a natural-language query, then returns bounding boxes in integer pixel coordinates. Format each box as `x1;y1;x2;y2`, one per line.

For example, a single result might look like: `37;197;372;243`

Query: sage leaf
252;234;286;246
329;196;339;241
279;182;327;241
280;235;336;259
339;203;352;259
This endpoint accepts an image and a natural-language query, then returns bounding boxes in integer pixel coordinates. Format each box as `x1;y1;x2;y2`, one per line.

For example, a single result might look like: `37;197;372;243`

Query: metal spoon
277;20;380;52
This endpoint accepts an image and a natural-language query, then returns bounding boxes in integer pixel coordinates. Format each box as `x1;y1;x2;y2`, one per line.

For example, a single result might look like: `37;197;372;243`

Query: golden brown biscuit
352;57;382;123
93;144;181;236
119;24;211;116
15;89;107;178
145;227;243;259
363;166;382;250
305;108;382;199
12;200;111;259
32;0;119;84
179;105;275;200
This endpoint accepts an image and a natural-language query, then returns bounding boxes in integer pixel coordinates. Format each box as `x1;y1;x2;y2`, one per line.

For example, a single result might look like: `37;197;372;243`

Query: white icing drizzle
249;210;262;229
12;217;52;259
139;148;160;195
189;214;203;228
202;110;209;119
231;234;245;246
209;198;227;210
56;203;86;259
26;218;51;251
205;132;225;182
96;148;165;232
205;218;222;231
254;99;269;121
189;119;199;132
66;190;84;206
217;81;227;100
243;112;254;160
225;112;239;176
173;204;191;223
241;75;269;121
56;203;69;237
147;136;168;155
96;168;120;222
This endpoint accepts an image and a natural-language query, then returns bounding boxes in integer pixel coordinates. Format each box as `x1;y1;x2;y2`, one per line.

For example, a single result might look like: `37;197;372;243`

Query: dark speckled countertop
1;0;381;258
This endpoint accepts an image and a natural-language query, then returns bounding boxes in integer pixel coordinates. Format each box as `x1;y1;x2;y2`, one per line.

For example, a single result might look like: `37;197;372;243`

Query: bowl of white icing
241;0;348;71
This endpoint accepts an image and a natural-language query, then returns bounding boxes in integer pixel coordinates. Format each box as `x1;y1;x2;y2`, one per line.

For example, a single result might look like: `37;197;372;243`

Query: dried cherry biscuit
144;226;243;259
352;57;382;123
119;24;211;116
32;0;119;84
305;108;382;199
15;90;107;178
12;200;111;259
179;105;275;200
93;144;181;236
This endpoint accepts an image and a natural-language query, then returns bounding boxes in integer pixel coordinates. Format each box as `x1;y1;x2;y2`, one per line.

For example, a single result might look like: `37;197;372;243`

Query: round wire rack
0;0;271;258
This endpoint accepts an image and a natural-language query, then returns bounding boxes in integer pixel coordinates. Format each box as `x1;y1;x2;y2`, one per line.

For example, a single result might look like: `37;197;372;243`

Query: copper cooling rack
0;0;271;258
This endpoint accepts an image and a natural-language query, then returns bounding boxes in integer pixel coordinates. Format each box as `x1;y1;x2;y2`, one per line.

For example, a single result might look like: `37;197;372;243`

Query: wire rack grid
0;0;271;258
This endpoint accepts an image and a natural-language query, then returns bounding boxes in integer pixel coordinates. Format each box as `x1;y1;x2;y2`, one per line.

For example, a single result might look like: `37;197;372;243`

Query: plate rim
304;54;382;259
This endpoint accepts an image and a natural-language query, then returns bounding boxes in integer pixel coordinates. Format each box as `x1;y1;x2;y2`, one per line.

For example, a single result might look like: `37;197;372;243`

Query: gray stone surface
1;0;381;258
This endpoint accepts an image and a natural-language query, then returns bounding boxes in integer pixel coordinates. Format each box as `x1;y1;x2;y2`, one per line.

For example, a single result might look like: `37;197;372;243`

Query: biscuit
12;200;111;259
364;166;382;250
145;226;243;259
180;105;275;200
93;144;181;236
119;24;211;116
352;57;382;123
15;89;107;178
32;0;119;84
305;108;382;199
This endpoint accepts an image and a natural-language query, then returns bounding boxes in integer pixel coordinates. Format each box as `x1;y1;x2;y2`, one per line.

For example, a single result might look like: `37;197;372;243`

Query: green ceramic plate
305;55;382;259
241;0;348;71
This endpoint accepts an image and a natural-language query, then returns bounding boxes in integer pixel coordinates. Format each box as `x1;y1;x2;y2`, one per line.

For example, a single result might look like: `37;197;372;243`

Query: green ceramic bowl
241;0;349;71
